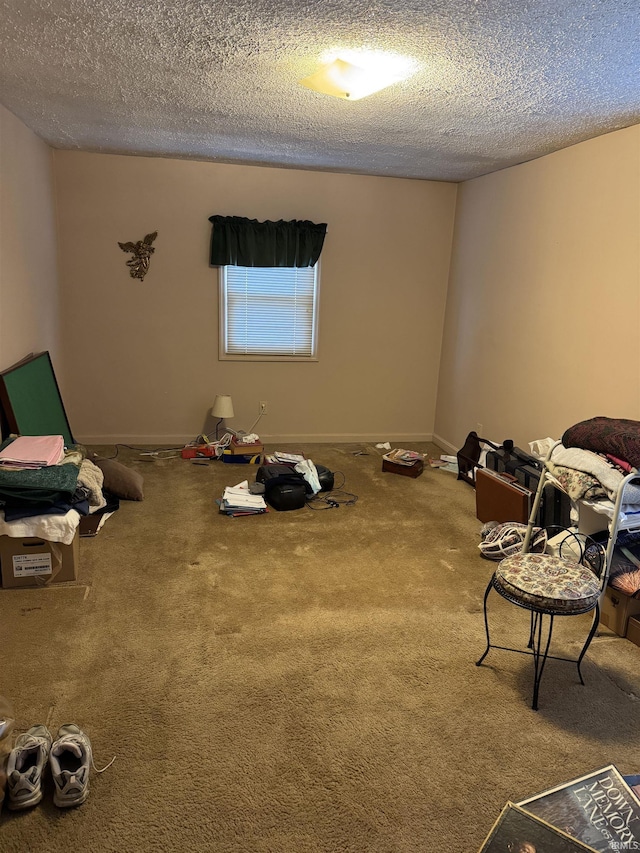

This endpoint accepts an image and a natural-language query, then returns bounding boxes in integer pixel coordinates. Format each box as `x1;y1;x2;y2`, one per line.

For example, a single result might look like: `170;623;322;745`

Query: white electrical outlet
260;401;268;414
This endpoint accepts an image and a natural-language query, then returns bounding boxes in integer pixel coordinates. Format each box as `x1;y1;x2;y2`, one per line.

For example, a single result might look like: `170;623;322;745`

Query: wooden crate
382;459;424;478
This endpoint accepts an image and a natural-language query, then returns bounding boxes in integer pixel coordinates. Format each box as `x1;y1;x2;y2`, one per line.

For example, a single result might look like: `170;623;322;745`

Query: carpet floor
1;442;639;852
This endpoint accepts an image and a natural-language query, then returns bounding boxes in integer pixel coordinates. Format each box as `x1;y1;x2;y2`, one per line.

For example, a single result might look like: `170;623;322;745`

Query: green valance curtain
209;215;327;268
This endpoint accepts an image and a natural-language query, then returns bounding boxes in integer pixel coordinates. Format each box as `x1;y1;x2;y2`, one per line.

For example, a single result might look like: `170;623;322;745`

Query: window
219;264;320;361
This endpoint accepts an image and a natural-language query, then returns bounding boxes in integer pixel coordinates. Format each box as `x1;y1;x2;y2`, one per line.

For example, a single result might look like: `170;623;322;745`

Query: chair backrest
545;525;608;587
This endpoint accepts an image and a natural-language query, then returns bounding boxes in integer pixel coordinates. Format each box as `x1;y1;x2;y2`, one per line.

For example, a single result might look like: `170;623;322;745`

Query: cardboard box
0;532;79;589
626;615;640;648
599;585;640;637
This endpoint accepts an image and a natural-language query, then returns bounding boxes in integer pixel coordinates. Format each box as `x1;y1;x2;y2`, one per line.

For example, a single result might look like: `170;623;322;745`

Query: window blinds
222;265;319;357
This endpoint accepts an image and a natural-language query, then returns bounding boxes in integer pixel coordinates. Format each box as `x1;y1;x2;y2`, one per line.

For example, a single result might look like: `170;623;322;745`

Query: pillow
90;455;144;501
479;522;546;561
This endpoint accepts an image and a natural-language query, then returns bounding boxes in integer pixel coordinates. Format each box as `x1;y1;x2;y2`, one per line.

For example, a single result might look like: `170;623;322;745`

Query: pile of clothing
536;418;640;598
546;417;640;508
0;435;114;545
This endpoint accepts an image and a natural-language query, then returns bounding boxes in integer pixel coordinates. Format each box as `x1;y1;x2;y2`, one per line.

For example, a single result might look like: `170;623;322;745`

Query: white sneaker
6;725;52;810
50;724;92;808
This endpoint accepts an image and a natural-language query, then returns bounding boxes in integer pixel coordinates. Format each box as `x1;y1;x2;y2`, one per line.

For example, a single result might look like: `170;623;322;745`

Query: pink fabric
607;454;635;474
0;435;65;468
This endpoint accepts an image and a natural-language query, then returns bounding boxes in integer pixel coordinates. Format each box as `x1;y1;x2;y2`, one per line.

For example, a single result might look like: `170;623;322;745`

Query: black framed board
0;351;74;445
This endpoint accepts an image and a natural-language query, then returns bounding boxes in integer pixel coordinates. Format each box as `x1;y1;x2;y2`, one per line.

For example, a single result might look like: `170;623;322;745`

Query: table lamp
211;394;234;439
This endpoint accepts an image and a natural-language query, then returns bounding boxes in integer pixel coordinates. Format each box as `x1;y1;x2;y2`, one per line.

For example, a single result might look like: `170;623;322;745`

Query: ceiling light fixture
300;56;409;101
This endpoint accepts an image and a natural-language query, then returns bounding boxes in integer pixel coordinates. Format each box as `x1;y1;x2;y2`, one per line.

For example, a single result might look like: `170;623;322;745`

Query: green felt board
0;352;74;445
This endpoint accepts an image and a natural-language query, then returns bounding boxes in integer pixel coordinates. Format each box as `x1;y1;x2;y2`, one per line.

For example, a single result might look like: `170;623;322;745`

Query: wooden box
229;437;264;455
382;459;424;478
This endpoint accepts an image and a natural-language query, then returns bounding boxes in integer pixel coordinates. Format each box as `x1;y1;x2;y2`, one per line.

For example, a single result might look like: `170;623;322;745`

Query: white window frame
219;263;320;362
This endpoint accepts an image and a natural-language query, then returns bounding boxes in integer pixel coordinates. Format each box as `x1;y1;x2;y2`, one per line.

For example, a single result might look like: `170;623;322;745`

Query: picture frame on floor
478;802;597;852
517;765;640;853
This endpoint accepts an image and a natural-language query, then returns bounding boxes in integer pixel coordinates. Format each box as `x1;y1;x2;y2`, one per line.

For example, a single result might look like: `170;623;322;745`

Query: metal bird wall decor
118;231;158;281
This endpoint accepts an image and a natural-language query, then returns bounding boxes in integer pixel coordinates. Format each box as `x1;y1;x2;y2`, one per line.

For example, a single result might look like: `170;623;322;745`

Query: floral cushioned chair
476;444;608;711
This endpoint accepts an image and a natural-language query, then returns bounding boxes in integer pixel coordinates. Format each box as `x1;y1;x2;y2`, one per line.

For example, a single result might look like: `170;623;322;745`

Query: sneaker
50;724;92;808
0;703;15;810
6;725;52;810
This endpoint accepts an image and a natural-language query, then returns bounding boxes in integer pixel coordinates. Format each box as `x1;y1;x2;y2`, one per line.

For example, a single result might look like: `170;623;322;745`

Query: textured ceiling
1;0;638;182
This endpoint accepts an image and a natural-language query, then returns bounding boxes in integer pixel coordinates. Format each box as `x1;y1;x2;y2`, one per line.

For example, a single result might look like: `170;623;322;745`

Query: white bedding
0;509;81;545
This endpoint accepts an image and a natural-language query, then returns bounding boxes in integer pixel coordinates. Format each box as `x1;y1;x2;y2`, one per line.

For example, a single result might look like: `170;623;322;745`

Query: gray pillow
91;455;144;501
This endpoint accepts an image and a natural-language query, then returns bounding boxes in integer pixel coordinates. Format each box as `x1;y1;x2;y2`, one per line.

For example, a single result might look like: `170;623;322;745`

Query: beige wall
435;125;640;453
5;110;638;451
53;152;457;444
0;105;60;376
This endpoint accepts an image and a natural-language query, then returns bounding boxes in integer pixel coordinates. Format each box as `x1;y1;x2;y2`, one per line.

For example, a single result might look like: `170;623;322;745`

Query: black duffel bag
256;463;334;511
256;464;307;511
256;464;305;490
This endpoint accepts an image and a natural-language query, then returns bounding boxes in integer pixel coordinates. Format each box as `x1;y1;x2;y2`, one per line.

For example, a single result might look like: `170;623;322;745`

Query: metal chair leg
475;576;495;667
528;610;537;649
475;579;600;709
576;603;600;685
530;613;554;711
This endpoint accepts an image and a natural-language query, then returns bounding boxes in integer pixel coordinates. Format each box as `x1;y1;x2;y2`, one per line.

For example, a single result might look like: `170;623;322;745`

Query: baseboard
76;436;196;447
431;433;457;454
77;432;436;446
256;433;435;444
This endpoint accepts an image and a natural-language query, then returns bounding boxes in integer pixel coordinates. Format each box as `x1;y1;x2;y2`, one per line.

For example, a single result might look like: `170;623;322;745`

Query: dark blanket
0;462;79;506
562;417;640;468
3;497;90;521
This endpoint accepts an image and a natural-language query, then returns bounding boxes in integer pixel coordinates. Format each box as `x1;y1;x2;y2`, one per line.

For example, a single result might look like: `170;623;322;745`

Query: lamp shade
211;395;234;419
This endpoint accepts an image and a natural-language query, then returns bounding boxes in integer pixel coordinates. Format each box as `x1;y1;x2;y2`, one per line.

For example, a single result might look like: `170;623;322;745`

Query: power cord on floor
307;490;358;510
138;449;183;459
306;472;358;510
94;433;235;461
97;443;185;460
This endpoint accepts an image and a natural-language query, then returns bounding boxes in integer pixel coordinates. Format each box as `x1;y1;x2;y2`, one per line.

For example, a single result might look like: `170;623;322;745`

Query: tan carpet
1;443;639;852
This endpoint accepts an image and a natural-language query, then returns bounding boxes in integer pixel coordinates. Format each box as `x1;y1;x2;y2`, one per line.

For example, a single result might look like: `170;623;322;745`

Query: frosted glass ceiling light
299;57;404;101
